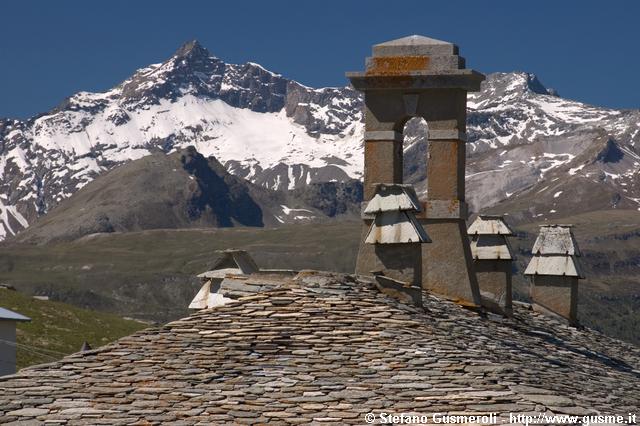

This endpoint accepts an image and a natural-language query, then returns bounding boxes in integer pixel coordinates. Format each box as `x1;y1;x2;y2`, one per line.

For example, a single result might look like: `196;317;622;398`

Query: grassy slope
0;213;638;345
0;222;361;323
1;289;147;369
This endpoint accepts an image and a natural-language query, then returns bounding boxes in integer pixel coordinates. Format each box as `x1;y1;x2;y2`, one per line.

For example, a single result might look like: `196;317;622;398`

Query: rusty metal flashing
372;273;422;307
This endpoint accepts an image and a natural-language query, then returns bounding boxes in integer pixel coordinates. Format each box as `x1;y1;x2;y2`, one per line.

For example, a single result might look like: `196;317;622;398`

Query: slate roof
1;271;639;425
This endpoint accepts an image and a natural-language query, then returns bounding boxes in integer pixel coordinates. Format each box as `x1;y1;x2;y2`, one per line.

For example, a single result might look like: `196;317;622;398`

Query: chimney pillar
467;215;514;315
347;35;485;306
524;225;584;325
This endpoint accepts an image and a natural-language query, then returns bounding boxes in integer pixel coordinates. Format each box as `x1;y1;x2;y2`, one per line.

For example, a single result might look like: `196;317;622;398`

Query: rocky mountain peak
2;41;640;241
470;72;557;109
116;41;225;108
173;39;212;60
168;39;221;74
524;73;557;96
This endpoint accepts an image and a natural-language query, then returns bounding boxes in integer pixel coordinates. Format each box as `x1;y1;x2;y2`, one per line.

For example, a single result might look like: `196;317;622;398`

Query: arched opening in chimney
402;117;429;196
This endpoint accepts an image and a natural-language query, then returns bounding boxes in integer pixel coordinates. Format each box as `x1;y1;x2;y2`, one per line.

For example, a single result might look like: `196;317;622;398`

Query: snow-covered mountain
1;40;639;240
464;73;640;221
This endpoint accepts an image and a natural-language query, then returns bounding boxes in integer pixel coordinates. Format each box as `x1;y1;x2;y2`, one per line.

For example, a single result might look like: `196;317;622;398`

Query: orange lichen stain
366;56;429;75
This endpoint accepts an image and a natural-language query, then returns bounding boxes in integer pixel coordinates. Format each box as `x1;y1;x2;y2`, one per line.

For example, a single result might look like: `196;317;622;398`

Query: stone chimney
468;215;514;314
363;183;430;287
524;225;584;325
347;35;485;307
189;249;259;310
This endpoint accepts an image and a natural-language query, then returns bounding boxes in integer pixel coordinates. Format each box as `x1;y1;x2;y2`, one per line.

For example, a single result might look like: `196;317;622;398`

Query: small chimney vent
524;225;584;325
362;183;430;288
467;215;514;314
189;250;259;310
364;183;430;245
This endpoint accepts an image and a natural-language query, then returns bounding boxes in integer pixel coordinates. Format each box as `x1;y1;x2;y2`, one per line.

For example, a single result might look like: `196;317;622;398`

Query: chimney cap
531;225;581;256
364;183;422;214
467;215;514;236
372;35;459;57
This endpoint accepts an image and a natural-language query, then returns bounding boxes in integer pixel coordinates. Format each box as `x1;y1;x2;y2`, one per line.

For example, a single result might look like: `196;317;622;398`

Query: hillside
16;146;360;243
0;222;361;323
0;214;638;345
0;289;146;369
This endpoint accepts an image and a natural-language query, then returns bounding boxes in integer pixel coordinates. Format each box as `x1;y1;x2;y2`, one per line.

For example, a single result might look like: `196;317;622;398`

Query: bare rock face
285;81;362;136
2;40;640;240
119;40;227;108
289;180;363;217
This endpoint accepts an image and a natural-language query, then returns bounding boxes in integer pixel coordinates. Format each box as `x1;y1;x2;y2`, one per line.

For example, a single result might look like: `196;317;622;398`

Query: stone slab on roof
1;271;639;424
531;225;581;256
470;235;514;260
468;215;514;236
209;249;259;275
365;210;431;244
364;183;422;214
196;268;242;279
524;255;585;277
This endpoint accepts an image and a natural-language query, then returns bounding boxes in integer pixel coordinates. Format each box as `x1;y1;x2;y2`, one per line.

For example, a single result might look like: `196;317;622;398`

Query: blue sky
1;0;638;119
